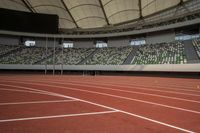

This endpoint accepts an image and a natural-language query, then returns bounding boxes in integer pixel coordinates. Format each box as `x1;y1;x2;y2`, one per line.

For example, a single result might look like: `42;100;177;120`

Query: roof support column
21;0;36;13
60;0;79;28
138;0;143;19
98;0;110;25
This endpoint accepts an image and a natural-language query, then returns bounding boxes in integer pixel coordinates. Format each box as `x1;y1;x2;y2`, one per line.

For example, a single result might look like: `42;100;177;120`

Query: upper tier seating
192;38;200;59
131;42;187;64
85;46;132;65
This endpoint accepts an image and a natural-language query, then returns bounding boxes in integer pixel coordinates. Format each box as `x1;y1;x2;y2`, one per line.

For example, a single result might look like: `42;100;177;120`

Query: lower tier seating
0;41;190;65
131;42;187;64
43;48;95;65
85;46;132;65
192;38;200;59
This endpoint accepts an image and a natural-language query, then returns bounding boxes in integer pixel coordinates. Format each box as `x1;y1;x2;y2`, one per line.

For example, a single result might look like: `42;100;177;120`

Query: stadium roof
0;0;190;29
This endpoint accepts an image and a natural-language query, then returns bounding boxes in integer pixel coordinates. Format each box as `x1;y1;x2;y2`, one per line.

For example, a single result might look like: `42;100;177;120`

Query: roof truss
60;0;79;28
21;0;36;13
98;0;109;25
138;0;143;19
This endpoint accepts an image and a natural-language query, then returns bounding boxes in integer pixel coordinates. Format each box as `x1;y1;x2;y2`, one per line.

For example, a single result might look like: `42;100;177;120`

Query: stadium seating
0;42;190;65
44;48;95;65
85;46;132;65
192;38;200;59
0;46;54;64
131;42;187;64
0;44;20;56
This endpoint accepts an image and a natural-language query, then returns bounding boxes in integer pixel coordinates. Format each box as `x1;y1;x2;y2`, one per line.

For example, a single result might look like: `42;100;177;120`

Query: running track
0;75;200;133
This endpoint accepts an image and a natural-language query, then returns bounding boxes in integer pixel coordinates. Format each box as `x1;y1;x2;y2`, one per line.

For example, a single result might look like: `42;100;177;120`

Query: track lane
2;80;200;110
1;80;199;132
0;89;66;103
0;112;183;133
1;75;199;91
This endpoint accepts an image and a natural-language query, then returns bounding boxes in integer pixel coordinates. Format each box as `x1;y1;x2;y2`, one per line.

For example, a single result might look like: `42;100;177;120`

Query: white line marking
4;79;200;97
79;79;200;92
0;110;118;123
0;83;116;111
2;81;200;114
46;84;200;114
0;88;59;96
0;84;77;101
46;80;200;104
0;82;195;133
23;76;197;92
0;99;77;106
45;78;200;93
3;79;200;104
74;80;200;96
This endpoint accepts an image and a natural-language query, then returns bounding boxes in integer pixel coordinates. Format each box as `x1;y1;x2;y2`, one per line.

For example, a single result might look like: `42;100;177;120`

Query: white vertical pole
53;36;56;75
61;36;64;75
45;36;48;75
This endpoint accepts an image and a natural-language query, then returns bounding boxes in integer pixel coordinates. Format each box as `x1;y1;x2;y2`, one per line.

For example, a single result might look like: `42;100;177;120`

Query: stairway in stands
77;49;99;65
34;50;61;64
184;40;200;63
0;46;23;59
123;46;138;64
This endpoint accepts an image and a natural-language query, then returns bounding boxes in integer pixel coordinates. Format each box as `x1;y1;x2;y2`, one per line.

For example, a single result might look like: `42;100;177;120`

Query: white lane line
11;78;197;104
44;83;200;114
0;88;72;102
0;88;57;96
26;76;197;91
0;99;77;106
43;78;200;93
0;84;77;101
78;81;200;97
78;79;200;92
44;80;200;104
0;110;118;123
0;82;195;133
0;83;117;112
3;79;200;97
83;81;200;96
62;77;200;92
2;81;200;115
5;83;195;133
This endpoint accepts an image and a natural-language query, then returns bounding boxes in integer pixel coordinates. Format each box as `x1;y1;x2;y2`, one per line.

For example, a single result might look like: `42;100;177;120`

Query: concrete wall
0;31;176;48
146;30;175;44
107;38;129;47
0;64;200;72
0;35;19;45
74;40;94;48
35;38;60;47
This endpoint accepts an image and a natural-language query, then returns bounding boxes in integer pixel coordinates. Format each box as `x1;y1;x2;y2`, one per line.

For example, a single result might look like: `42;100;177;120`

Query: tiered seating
192;38;200;58
85;46;132;65
131;42;187;64
0;44;20;56
0;46;54;64
44;48;95;65
0;43;190;65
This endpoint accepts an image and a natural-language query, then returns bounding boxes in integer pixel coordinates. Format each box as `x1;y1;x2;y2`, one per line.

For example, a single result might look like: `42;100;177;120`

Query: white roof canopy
0;0;190;29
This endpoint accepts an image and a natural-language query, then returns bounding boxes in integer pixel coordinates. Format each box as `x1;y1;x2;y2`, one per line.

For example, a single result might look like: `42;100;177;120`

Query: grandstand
192;38;200;58
0;46;53;64
0;42;194;65
131;42;187;64
43;48;95;65
0;0;200;133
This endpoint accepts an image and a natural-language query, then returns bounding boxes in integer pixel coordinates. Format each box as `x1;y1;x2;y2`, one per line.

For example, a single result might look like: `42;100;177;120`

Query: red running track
0;75;200;133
